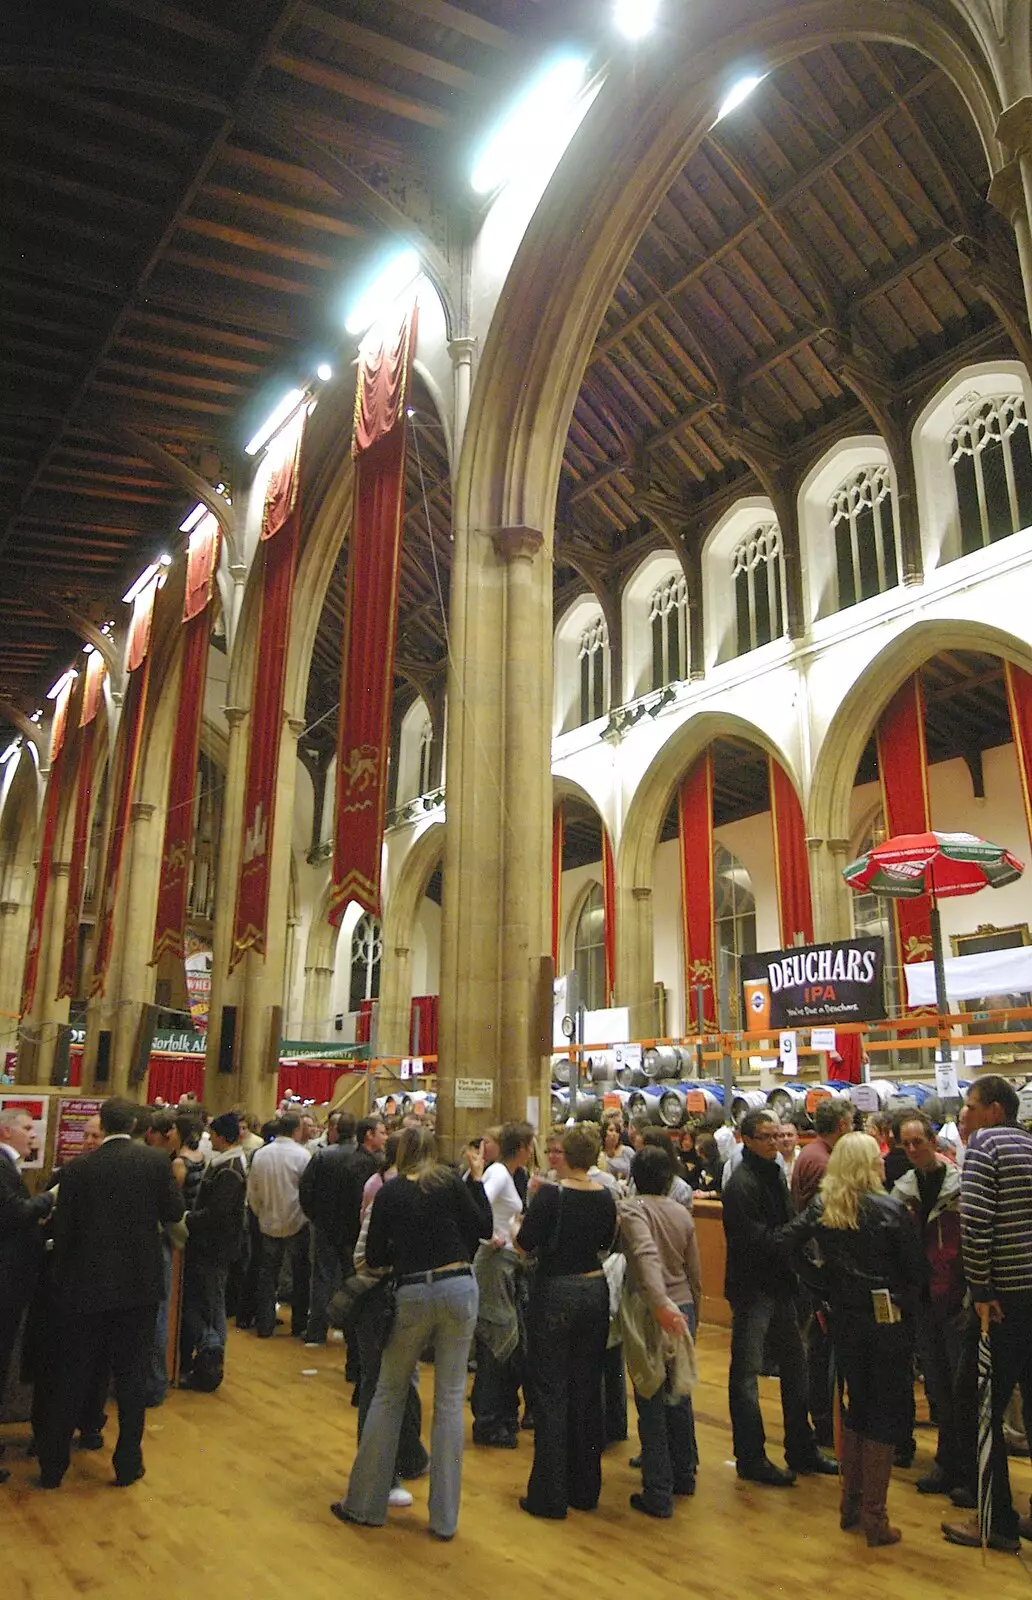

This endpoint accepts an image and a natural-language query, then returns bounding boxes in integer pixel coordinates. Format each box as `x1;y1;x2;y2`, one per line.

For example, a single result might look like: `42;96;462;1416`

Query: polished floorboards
4;1322;1032;1599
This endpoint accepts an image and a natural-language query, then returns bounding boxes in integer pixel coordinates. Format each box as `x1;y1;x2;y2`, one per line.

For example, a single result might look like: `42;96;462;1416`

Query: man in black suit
36;1097;184;1489
0;1105;53;1482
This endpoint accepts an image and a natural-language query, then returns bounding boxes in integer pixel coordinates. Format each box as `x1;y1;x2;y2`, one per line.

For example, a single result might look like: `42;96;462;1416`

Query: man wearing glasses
723;1109;837;1487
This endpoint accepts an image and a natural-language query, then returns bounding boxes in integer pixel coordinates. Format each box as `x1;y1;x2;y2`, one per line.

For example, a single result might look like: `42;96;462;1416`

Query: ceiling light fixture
345;249;421;337
47;669;78;701
714;73;766;123
121;555;170;606
179;502;208;534
316;362;333;382
244;388;306;457
471;55;588;195
0;741;21;766
614;0;658;39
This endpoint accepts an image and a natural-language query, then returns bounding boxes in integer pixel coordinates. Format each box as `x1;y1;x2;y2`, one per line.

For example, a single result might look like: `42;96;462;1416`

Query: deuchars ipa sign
740;937;884;1028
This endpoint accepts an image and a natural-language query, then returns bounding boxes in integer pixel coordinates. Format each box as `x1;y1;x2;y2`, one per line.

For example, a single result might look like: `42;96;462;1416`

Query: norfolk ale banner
740;937;884;1029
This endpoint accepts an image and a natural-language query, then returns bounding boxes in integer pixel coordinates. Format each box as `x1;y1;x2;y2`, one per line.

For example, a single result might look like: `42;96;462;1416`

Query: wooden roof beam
270;51;449;129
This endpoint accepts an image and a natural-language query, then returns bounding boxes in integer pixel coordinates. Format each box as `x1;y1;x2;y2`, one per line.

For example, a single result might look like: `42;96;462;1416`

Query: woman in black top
516;1123;617;1519
332;1128;491;1541
783;1132;926;1548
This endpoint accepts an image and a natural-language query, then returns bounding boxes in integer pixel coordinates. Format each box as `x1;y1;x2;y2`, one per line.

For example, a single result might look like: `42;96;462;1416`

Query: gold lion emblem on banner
341;743;378;812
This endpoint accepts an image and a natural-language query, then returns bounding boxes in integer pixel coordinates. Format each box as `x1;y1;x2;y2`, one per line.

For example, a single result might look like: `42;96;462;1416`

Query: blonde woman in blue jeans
331;1129;491;1540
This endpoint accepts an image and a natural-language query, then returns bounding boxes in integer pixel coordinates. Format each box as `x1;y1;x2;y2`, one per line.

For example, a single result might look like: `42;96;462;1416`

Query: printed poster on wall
741;937;885;1029
0;1093;50;1171
55;1097;104;1167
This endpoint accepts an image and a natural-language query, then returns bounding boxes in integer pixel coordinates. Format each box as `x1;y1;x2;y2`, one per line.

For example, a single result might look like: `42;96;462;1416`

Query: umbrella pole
930;897;949;1018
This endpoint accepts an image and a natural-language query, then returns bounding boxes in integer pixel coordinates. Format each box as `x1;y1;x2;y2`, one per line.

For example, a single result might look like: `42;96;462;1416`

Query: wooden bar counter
693;1195;730;1327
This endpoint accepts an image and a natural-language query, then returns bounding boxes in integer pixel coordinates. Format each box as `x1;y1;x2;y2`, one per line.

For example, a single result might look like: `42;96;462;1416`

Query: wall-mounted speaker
218;1005;238;1074
266;1004;283;1079
50;1023;73;1087
130;1003;159;1086
95;1030;112;1084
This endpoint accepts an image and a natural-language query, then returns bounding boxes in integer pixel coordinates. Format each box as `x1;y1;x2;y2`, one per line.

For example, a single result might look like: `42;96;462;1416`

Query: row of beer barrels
549;1078;950;1130
551;1046;693;1088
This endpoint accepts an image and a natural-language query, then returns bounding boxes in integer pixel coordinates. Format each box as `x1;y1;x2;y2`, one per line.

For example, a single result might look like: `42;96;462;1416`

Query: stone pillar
991;100;1032;334
807;836;853;943
302;962;335;1038
109;801;160;1093
437;522;552;1156
616;883;656;1038
0;898;27;1037
377;943;412;1059
31;860;71;1086
203;704;249;1112
448;338;476;463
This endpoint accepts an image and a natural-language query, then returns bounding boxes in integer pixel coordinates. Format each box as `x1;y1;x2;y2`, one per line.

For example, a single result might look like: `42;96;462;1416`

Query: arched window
713;844;756;1032
649;572;688;688
850;822;900;1014
573;882;605;1013
349;912;382;1011
829;464;899;608
731;523;784;654
418;718;434;796
949;393;1032;554
578;615;608;725
187;752;223;927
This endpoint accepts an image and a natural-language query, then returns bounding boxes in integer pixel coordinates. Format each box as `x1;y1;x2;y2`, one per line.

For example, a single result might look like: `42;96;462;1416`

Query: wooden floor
5;1323;1032;1599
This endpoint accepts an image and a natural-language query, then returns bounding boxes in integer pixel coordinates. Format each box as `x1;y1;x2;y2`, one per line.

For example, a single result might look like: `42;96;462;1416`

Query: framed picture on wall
950;923;1032;1047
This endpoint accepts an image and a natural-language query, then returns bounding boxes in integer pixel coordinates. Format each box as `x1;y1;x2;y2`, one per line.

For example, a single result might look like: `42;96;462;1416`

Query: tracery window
349;913;382;1012
578;615;608;725
649;572;688;688
714;845;756;1032
731;522;784;654
573;882;605;1013
418;718;434;796
949;394;1032;554
828;464;899;608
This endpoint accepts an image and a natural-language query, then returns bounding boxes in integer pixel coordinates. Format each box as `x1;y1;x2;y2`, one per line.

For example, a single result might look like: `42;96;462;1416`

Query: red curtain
69;1050;82;1088
551;804;564;970
230;415;304;971
828;1031;863;1083
356;998;374;1044
91;656;151;996
330;304;417;923
147;1056;205;1104
277;1063;352;1103
678;751;716;1029
876;675;933;966
1005;662;1032;854
152;515;220;966
601;825;616;1007
21;679;74;1014
768;757;814;947
409;994;438;1057
57;652;106;999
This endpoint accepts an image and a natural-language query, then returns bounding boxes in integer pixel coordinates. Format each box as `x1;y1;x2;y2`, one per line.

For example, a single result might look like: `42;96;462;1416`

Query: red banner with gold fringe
602;824;616;1007
1005;661;1032;856
230;418;304;969
20;677;74;1015
330;303;417;922
876;675;933;967
768;756;814;948
152;515;220;966
678;751;716;1030
57;650;106;999
90;657;150;996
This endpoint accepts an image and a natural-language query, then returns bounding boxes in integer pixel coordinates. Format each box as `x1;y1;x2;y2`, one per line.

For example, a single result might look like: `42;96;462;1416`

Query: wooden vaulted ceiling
556;37;1025;611
0;0;576;715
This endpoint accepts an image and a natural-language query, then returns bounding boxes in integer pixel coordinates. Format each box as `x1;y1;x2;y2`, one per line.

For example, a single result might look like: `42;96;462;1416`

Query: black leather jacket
782;1190;928;1318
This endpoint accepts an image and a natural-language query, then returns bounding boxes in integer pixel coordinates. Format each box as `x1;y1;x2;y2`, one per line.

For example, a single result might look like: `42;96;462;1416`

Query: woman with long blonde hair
784;1132;926;1549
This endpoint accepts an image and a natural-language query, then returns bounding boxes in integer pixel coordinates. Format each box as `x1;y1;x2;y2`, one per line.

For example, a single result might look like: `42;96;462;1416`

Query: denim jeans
305;1226;343;1344
915;1300;967;1483
180;1256;229;1372
980;1297;1032;1538
256;1228;310;1338
354;1281;428;1480
728;1293;815;1470
144;1235;173;1406
343;1275;478;1537
524;1274;609;1517
633;1302;698;1514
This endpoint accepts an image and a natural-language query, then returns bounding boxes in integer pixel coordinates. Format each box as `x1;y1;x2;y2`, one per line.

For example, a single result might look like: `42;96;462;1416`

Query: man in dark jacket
180;1112;247;1388
37;1097;184;1489
299;1115;384;1369
723;1109;835;1486
0;1105;53;1481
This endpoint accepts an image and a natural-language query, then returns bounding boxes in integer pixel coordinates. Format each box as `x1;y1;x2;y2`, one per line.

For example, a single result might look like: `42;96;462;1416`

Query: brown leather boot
860;1439;901;1547
839;1426;862;1531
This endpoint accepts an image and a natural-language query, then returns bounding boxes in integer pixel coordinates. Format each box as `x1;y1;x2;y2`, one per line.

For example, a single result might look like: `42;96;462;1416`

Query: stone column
377;943;413;1059
616;883;657;1038
448;338;476;464
992;100;1032;333
302;962;335;1038
0;899;27;1038
203;704;249;1112
32;860;71;1086
807;836;853;943
437;521;552;1155
109;801;160;1093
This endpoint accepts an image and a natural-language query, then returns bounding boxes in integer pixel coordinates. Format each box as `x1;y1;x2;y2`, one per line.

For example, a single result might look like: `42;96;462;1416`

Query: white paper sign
850;1083;881;1113
964;1047;983;1068
411;1057;424;1076
779;1031;798;1075
399;1058;412;1080
810;1027;837;1051
455;1077;494;1110
613;1042;643;1073
935;1059;961;1099
526;1095;540;1130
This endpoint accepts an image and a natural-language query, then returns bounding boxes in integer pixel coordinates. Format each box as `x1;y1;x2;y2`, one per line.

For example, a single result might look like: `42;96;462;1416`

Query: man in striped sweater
942;1076;1032;1554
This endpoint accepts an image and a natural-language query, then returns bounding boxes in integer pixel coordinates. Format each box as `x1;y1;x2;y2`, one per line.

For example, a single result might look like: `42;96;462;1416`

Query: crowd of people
1;1076;1031;1559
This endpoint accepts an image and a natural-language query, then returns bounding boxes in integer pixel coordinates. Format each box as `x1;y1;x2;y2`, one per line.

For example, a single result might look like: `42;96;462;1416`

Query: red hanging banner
20;678;74;1015
768;757;814;947
56;651;107;999
552;804;564;970
152;515;220;965
678;751;716;1030
91;657;151;996
876;675;933;966
230;416;305;970
330;304;417;923
1005;661;1032;855
601;824;616;1007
